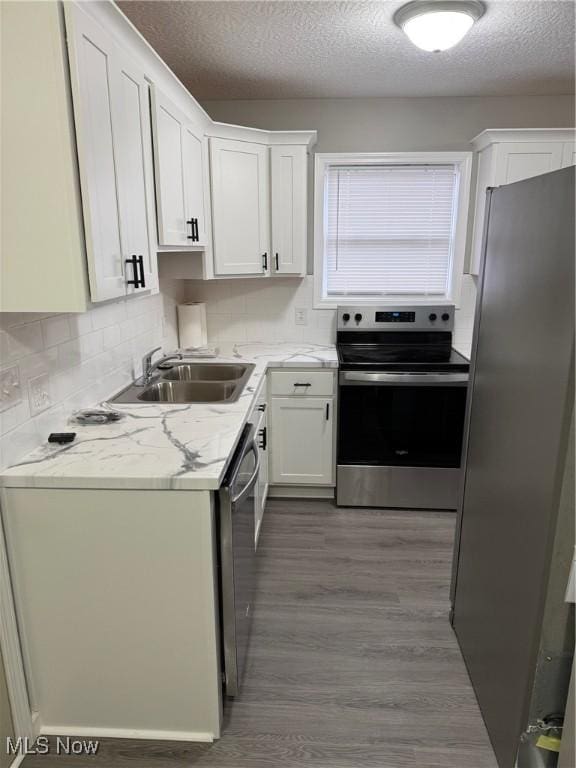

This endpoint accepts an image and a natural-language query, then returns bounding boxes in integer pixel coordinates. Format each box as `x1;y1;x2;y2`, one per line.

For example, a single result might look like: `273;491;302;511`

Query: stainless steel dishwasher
218;423;260;697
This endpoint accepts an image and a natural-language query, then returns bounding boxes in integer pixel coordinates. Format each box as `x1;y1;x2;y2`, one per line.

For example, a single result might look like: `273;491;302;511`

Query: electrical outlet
0;365;22;412
28;373;52;416
295;308;308;326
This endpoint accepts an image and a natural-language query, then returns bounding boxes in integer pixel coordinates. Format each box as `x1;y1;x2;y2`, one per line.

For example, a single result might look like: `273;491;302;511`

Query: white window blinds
323;164;459;297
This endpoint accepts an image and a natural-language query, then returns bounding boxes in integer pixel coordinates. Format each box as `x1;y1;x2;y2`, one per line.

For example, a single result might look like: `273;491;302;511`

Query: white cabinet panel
562;142;576;168
66;5;158;302
68;7;125;302
151;90;207;249
270;397;334;485
210;138;270;276
469;131;574;275
270;370;335;397
495;142;563;185
115;54;157;294
271;145;307;276
182;123;207;247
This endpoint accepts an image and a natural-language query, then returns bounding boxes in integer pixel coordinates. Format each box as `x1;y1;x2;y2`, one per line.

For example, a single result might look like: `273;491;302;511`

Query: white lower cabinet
270;396;334;486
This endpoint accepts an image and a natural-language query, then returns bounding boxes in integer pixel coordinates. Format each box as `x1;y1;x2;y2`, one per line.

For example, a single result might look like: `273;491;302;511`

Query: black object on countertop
48;432;77;444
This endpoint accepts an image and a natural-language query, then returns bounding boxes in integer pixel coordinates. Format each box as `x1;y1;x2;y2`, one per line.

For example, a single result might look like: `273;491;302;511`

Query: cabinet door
210;138;270;276
182;122;207;247
270;397;334;485
271;145;307;276
494;142;563;185
151;90;188;246
562;142;576;168
114;53;157;294
66;6;125;302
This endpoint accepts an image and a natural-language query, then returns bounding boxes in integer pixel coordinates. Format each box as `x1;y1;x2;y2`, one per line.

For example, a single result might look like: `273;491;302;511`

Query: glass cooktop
337;344;470;372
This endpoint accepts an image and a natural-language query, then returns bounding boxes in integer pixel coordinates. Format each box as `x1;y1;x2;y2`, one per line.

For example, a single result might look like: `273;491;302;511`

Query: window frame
313;152;473;309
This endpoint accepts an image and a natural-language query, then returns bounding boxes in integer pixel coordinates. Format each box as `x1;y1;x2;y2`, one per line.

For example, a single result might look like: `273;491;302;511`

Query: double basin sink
109;363;255;405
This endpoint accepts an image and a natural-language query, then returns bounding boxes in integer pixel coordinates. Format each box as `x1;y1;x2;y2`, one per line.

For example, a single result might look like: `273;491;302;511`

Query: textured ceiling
118;0;575;99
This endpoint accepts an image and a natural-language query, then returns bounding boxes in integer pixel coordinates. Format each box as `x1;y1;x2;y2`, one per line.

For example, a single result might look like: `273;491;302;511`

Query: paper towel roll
177;302;208;349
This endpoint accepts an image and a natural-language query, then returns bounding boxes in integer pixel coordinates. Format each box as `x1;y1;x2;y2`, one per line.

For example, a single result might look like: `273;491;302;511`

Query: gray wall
203;95;574;153
203;95;575;272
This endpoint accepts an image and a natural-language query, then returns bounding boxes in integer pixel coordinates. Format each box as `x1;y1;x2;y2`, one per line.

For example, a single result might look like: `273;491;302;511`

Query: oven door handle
339;371;469;386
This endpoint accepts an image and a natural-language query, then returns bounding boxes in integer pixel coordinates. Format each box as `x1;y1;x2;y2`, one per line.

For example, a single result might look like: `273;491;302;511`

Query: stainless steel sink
161;363;247;382
137;381;238;403
108;362;255;405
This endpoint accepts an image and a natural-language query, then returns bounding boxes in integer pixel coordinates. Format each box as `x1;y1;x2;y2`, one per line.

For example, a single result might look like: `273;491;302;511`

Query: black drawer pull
258;403;267;412
294;382;311;387
259;426;267;451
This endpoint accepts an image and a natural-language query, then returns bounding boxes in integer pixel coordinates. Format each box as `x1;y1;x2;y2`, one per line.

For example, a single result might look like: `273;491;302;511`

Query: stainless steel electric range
336;305;469;510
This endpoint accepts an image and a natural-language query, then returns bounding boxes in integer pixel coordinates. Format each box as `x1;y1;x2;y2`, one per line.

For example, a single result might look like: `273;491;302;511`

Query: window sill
313;296;456;310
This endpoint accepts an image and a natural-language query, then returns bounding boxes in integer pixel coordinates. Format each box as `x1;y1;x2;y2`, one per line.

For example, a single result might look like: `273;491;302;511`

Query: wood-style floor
22;500;497;767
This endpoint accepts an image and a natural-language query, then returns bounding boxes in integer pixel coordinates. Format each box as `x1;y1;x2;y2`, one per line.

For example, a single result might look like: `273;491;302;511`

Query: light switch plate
28;372;52;416
0;365;22;412
295;308;308;326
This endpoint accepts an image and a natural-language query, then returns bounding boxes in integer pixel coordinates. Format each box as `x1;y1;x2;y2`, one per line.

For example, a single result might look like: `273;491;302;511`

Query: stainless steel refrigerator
451;166;575;768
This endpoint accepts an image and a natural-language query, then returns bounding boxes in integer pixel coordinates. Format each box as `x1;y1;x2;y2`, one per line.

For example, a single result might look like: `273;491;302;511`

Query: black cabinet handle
275;252;279;271
294;382;311;387
186;218;199;241
326;402;330;420
259;426;267;451
258;403;267;412
262;252;268;271
138;255;146;288
125;255;140;286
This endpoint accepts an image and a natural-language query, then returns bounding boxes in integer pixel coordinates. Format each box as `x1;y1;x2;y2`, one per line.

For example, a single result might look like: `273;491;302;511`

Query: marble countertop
0;343;337;492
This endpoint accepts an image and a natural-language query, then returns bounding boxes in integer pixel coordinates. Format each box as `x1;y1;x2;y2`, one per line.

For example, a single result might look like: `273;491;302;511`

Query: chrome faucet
140;347;183;386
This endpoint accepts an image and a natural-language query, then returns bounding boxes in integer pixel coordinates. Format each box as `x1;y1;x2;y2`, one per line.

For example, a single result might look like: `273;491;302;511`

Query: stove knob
429;313;437;322
342;313;350;322
442;312;450;322
354;313;363;323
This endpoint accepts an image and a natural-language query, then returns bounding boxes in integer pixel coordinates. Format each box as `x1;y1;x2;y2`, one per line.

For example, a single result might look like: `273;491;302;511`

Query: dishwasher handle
228;427;260;506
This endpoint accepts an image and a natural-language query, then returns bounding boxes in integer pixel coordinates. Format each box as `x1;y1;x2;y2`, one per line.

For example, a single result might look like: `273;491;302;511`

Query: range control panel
337;306;455;332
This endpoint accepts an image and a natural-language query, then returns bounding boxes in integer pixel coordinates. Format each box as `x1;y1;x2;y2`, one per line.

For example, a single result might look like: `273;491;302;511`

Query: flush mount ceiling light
394;1;485;52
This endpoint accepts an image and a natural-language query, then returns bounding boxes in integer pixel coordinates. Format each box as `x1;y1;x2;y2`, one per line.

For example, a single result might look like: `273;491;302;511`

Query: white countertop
0;343;337;492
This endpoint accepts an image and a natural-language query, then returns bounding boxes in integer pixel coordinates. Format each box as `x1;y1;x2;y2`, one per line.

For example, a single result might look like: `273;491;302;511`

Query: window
314;153;472;307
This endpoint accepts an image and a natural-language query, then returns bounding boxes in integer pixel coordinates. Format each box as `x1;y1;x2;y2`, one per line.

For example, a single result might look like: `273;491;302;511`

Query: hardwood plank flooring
21;501;497;767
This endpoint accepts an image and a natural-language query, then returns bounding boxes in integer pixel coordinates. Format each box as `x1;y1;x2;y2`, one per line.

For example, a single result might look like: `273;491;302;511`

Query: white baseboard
268;485;334;499
40;725;215;743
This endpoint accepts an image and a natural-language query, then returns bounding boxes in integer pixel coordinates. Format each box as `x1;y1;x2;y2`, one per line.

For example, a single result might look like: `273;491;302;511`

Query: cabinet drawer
270;370;335;397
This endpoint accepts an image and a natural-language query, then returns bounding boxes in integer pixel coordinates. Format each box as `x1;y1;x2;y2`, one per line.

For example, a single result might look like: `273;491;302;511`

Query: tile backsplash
0;283;182;470
183;274;477;356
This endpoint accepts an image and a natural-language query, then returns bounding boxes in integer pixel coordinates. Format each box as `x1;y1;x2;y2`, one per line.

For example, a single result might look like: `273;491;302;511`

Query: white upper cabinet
114;52;157;295
210;138;270;276
469;129;576;275
66;4;158;302
151;88;207;248
271;145;307;276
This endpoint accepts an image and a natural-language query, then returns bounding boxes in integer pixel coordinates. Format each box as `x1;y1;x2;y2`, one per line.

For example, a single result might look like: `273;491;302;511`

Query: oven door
338;371;468;468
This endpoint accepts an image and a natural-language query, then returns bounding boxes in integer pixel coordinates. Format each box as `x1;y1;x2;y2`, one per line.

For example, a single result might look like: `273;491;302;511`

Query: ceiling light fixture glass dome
394;1;485;52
